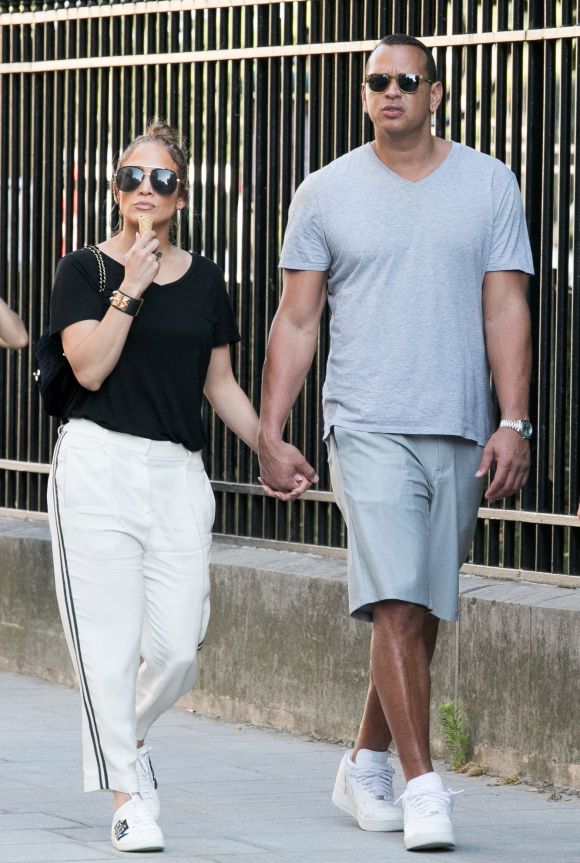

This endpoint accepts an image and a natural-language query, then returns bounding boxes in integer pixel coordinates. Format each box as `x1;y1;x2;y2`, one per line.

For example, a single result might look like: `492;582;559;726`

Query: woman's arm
61;233;160;391
0;298;28;349
203;345;258;452
62;313;135;391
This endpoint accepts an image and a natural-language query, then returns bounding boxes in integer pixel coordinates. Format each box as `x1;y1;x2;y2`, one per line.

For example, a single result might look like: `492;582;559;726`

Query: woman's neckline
96;248;196;287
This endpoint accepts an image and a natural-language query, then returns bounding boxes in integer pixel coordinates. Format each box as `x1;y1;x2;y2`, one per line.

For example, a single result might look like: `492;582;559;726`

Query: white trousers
47;418;214;793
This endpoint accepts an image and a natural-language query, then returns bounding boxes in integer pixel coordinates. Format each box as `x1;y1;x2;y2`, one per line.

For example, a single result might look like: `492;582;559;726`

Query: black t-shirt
50;248;240;451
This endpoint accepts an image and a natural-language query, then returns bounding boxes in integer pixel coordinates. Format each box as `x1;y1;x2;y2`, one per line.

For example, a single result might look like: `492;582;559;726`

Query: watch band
499;419;533;440
109;290;143;317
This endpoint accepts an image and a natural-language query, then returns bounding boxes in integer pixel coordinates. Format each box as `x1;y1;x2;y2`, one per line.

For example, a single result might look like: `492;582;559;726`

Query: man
0;296;28;349
258;34;533;852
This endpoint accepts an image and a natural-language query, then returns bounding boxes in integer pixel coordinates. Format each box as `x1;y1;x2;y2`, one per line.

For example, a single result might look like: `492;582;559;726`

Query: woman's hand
120;231;161;298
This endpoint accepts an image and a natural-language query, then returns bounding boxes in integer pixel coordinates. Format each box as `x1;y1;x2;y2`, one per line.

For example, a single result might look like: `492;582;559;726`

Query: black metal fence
1;1;579;584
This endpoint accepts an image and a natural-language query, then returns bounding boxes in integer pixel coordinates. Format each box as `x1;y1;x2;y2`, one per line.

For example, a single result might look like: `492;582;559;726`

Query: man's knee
373;599;428;637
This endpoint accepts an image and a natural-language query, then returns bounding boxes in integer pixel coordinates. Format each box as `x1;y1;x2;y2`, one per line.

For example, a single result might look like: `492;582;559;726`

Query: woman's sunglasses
114;165;182;196
365;73;434;94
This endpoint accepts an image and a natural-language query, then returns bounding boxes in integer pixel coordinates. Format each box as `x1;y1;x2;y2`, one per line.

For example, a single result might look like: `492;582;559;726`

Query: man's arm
476;269;532;501
258;268;327;500
0;297;28;349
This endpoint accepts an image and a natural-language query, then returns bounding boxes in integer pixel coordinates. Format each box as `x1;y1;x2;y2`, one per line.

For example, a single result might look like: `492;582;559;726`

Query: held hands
475;427;531;501
121;231;161;297
257;437;319;501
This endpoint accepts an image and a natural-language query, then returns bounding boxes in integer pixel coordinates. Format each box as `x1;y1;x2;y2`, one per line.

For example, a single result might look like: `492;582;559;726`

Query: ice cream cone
138;214;154;236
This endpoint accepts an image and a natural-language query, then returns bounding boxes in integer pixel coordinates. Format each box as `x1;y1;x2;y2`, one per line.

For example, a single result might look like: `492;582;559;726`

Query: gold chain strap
86;245;107;294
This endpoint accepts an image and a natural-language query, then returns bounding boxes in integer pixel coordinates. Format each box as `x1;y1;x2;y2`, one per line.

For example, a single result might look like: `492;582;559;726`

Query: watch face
521;420;533;439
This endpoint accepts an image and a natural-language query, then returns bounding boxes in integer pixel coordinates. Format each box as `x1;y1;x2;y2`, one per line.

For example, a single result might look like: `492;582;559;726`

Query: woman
47;121;258;853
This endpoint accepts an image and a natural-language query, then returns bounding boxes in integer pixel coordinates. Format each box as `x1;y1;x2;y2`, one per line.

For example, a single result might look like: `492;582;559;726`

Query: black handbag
33;246;107;418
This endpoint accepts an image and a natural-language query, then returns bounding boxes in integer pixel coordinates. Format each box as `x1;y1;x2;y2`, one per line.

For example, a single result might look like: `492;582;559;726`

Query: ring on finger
153;250;162;260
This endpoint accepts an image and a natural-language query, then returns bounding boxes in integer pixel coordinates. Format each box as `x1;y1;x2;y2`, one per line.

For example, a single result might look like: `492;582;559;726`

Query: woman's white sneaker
136;743;160;820
397;773;462;850
331;749;404;831
111;793;164;852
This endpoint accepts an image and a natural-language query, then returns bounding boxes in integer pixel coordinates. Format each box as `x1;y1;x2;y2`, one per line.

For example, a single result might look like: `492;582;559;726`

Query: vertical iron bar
522;0;547;571
0;23;10;505
225;6;243;538
264;5;281;540
570;29;580;573
250;4;268;539
434;0;447;139
168;11;180;127
237;4;254;538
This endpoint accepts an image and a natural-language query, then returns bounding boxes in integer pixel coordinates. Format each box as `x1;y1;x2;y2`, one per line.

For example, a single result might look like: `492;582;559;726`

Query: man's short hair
367;34;438;82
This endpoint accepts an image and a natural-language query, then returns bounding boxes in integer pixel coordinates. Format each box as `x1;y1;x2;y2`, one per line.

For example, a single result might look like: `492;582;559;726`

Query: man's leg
357;600;459;851
329;432;481;848
353;610;439;762
332;602;442;836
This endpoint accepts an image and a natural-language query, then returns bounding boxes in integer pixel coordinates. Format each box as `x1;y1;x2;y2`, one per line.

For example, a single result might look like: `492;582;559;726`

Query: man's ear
430;81;443;113
361;82;369;115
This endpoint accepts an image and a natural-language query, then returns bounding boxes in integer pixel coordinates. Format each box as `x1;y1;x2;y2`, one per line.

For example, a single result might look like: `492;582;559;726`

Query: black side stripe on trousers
51;432;109;790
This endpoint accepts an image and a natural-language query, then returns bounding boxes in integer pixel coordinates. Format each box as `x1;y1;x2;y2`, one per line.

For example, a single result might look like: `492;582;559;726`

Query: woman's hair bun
145;119;182;148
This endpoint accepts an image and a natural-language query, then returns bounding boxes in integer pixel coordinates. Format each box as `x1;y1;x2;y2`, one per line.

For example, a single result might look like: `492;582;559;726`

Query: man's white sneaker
136;743;160;820
331;749;404;831
111;793;164;852
397;774;462;851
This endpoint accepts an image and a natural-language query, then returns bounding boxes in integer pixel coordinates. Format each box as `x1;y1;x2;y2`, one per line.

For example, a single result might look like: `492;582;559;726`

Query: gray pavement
0;672;578;863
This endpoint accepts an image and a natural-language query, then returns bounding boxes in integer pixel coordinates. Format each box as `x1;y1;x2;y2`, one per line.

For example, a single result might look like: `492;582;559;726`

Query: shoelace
118;794;156;831
354;761;395;800
395;787;463;815
136;747;156;795
114;794;157;838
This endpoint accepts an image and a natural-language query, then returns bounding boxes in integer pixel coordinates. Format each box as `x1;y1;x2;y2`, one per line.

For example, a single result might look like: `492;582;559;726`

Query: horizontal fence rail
0;0;579;585
2;456;580;529
3;28;580;74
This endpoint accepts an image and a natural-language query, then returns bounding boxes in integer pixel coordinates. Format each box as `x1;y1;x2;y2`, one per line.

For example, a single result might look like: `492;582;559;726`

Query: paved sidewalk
0;672;578;863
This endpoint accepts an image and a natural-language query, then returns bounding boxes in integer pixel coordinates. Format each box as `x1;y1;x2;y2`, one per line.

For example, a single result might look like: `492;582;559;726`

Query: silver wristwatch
499;419;533;440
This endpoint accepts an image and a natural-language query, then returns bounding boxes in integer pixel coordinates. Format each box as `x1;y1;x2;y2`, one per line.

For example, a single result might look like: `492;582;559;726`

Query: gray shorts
327;427;484;622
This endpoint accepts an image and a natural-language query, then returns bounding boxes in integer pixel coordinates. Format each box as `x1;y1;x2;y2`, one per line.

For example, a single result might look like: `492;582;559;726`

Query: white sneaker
397;774;462;850
137;743;160;820
111;793;164;852
331;749;404;831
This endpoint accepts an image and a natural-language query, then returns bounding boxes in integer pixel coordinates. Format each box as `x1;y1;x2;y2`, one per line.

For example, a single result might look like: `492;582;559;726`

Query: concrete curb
0;516;578;788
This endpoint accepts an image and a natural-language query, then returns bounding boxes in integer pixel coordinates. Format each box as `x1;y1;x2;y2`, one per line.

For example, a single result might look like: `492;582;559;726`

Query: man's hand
258;437;318;501
475;428;530;501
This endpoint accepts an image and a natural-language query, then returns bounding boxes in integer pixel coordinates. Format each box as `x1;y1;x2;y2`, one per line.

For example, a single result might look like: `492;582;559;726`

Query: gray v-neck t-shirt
279;141;534;445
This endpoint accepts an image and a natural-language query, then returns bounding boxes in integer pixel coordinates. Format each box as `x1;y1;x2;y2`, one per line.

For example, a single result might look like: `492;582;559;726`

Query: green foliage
438;701;470;769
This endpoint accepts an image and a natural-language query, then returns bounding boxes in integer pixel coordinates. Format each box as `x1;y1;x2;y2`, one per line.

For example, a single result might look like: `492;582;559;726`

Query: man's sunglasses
365;73;434;94
114;165;182;196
